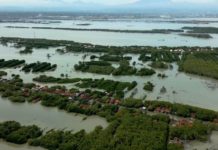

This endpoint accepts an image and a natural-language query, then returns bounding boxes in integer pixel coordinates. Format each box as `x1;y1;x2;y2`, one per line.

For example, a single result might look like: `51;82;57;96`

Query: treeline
139;51;180;62
33;75;81;83
179;52;218;79
0;121;42;144
22;62;57;73
1;37;217;55
179;33;212;39
75;79;137;96
0;37;71;49
183;26;218;34
74;61;114;75
145;101;218;122
170;121;213;141
0;59;25;68
33;75;137;97
75;60;155;76
121;98;144;108
1;111;169;150
0;59;56;73
31;26;184;34
120;99;218;122
99;55;132;62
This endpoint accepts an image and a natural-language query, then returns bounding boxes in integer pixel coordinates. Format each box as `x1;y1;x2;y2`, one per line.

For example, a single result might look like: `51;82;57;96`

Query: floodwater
0;95;109;149
0;95;108;149
1;18;218;47
185;131;218;150
1;45;218;111
0;97;108;132
1;17;218;149
0;140;45;150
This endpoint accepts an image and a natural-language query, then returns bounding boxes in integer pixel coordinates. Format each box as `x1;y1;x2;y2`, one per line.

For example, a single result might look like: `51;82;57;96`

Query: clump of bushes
143;82;155;91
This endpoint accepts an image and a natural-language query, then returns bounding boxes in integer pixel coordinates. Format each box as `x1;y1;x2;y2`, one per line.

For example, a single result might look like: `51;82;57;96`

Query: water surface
1;45;218;111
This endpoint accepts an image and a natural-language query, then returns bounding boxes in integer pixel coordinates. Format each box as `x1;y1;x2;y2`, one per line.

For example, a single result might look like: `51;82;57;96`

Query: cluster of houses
169;119;194;146
107;98;120;105
154;106;171;114
22;84;121;106
169;137;184;146
172;119;194;128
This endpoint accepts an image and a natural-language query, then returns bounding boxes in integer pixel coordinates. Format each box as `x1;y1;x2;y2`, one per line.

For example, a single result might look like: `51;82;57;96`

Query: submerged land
0;36;218;150
1;14;218;150
5;26;218;39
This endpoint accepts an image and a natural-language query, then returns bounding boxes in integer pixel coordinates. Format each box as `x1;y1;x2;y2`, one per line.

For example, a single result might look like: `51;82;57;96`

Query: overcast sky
0;0;218;6
0;0;218;12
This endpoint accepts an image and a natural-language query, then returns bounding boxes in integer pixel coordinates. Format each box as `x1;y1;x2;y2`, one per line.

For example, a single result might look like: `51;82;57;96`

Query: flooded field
1;45;218;111
1;16;218;150
1;18;218;47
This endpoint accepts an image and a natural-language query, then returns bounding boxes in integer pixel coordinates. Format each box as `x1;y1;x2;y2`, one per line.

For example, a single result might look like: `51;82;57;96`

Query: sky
0;0;218;12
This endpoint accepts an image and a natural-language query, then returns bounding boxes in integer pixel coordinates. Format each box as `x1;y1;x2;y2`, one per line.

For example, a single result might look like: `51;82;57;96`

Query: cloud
0;0;218;11
171;0;218;3
1;0;218;6
79;0;139;5
0;0;140;6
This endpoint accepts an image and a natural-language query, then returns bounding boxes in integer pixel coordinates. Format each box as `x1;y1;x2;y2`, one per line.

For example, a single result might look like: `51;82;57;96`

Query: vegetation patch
19;47;33;54
0;59;25;68
136;68;156;76
22;62;57;73
139;51;180;62
0;71;7;77
170;121;213;141
143;81;155;91
183;27;218;34
99;55;132;62
33;75;81;83
75;60;155;76
145;101;218;122
75;78;137;92
0;77;218;150
0;121;42;144
29;111;169;150
179;52;218;79
179;33;212;39
74;61;114;75
149;61;169;69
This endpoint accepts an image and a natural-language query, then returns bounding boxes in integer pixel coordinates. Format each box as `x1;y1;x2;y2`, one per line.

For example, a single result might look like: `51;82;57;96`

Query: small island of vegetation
22;62;57;73
179;51;218;79
0;71;7;77
179;33;212;39
0;59;25;68
143;82;155;91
